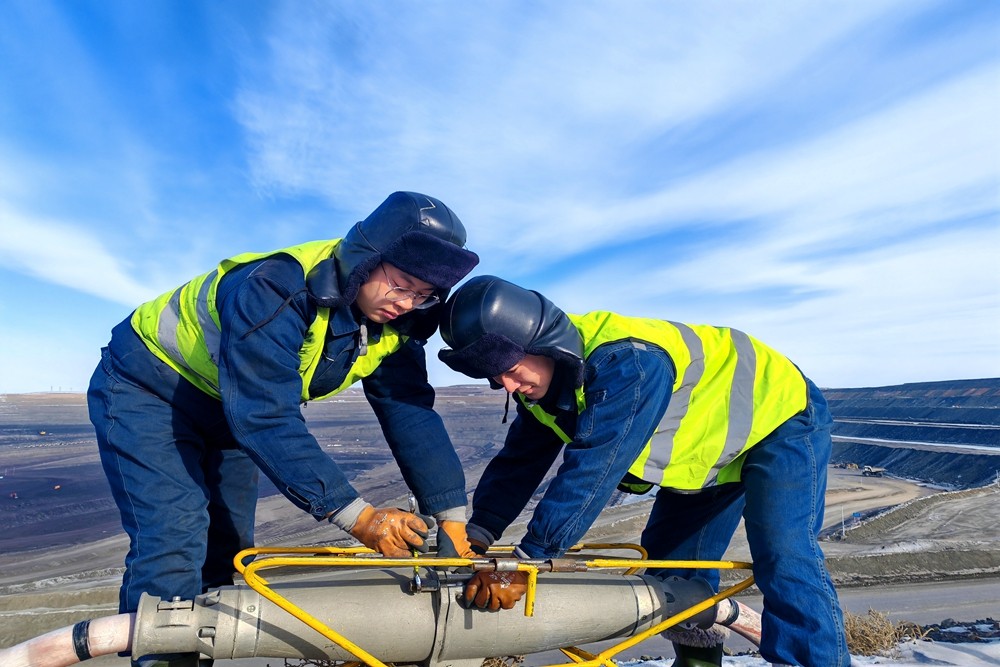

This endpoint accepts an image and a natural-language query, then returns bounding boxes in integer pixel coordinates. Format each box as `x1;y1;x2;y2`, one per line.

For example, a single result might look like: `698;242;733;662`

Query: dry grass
481;657;525;667
843;609;926;656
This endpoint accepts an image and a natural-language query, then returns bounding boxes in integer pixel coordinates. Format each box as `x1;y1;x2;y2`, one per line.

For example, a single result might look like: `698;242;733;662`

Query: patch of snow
858;539;938;554
618;639;1000;666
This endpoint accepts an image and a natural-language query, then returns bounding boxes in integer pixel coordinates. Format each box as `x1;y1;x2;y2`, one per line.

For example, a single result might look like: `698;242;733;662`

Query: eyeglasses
381;264;440;309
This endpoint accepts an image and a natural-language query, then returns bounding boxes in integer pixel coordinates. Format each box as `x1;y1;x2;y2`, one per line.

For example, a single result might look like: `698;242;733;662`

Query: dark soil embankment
830;442;998;488
825;377;1000;419
826;548;1000;587
826;377;1000;489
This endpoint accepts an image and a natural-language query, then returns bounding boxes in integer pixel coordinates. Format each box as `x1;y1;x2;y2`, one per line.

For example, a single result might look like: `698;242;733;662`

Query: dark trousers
641;379;849;667
88;345;257;615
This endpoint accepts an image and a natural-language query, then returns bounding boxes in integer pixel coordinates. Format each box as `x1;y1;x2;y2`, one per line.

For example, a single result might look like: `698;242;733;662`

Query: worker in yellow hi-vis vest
88;192;479;667
438;275;849;667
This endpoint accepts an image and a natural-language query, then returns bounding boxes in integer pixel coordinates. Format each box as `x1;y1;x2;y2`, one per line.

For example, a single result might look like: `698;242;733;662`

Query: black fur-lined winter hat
438;275;585;386
306;191;479;337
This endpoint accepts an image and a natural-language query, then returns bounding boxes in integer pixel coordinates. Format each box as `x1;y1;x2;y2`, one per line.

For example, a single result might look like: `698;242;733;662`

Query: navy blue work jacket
107;254;466;520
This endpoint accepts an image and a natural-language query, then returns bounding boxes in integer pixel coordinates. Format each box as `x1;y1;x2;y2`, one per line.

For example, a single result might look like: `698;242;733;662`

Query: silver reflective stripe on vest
156;271;221;393
198;270;221;364
703;328;757;486
642;322;704;480
156;287;194;377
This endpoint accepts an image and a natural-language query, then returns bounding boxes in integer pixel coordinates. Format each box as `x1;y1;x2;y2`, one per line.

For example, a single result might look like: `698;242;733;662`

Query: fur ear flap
438;332;526;379
305;258;344;308
307;254;380;310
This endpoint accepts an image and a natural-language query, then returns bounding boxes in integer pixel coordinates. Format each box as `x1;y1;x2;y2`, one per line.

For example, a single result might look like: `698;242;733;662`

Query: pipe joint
132;593;209;660
548;559;582;572
657;576;718;629
493;559;522;572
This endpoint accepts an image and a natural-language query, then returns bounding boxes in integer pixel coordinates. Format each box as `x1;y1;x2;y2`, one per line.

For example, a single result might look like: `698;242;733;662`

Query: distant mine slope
825;377;1000;488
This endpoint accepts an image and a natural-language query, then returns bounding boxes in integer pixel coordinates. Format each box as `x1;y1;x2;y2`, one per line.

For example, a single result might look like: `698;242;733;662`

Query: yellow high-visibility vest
131;239;405;401
521;311;806;490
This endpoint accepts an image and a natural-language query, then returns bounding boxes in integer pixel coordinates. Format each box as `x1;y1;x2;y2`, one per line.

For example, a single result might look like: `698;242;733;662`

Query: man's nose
500;376;520;393
394;295;416;310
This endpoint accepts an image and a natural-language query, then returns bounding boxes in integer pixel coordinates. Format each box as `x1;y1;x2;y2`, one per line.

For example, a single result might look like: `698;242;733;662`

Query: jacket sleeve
216;258;360;520
362;337;468;516
517;340;676;559
467;400;566;543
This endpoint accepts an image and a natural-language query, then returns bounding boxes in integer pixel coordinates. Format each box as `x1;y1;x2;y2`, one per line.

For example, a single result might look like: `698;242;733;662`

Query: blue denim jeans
641;379;849;667
88;344;257;615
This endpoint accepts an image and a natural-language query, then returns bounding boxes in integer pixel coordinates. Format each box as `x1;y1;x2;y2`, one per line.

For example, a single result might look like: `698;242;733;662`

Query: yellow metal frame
232;544;754;667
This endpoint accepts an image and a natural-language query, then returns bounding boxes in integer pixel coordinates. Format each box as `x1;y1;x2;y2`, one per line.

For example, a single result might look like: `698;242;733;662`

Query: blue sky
0;1;997;393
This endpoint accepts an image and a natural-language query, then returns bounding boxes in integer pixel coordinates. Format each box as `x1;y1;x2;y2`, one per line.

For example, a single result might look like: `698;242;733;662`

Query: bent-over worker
89;192;479;667
437;275;849;667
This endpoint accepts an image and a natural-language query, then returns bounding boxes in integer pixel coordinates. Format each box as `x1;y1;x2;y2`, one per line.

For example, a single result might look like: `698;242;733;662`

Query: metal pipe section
132;568;727;663
0;568;762;667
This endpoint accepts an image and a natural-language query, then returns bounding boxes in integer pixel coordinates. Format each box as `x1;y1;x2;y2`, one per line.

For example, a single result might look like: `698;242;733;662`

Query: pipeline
0;614;132;667
0;568;761;667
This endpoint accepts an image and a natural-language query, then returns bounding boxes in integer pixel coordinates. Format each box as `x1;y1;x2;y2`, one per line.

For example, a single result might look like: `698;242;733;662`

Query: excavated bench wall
825;378;1000;489
829;442;998;488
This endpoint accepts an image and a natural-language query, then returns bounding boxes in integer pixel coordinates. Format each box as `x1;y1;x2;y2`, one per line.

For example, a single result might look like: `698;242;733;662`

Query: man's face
492;354;556;401
355;262;437;323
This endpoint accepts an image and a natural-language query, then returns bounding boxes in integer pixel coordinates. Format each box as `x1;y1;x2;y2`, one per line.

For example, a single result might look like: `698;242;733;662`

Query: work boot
670;641;724;667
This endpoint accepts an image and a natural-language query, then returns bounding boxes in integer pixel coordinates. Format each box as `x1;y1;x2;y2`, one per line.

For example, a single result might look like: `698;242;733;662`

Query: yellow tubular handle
542;574;758;667
559;646;599;663
523;565;539;617
234;545;375;575
231;544;755;667
242;557;391;667
566;543;649;574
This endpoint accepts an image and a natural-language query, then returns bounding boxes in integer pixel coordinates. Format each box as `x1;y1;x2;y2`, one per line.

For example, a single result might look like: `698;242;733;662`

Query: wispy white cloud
233;1;996;267
0;137;220;305
224;0;1000;392
0;204;158;307
534;220;1000;388
0;0;996;392
233;3;902;202
480;61;998;266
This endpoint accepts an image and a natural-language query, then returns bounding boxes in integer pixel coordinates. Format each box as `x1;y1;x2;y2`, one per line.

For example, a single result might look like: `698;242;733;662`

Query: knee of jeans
132;512;210;569
750;525;819;563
